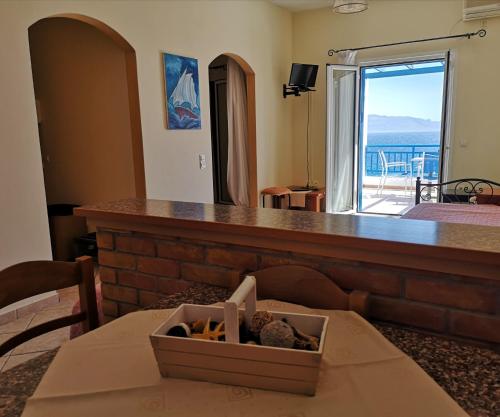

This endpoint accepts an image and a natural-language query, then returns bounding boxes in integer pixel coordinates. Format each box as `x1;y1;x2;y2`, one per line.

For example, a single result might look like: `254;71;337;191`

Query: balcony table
14;299;467;417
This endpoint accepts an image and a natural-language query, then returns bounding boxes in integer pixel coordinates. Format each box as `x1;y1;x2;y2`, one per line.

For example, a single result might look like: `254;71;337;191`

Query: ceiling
270;0;332;12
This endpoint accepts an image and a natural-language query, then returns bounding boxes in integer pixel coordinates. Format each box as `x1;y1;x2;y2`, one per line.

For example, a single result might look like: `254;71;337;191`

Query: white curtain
338;50;357;66
327;51;357;213
226;58;250;206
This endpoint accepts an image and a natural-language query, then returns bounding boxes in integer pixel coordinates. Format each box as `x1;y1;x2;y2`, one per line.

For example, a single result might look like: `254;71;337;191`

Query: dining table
2;286;470;417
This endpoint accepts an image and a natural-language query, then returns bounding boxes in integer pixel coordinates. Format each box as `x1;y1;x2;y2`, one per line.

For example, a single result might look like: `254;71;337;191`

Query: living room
0;1;498;416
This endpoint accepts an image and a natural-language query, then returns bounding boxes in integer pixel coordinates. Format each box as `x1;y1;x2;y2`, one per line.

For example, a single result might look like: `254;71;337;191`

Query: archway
208;53;257;208
28;14;145;260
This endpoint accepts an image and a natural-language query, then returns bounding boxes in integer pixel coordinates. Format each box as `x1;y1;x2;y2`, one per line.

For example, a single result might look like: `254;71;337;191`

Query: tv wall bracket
283;84;315;99
283;84;300;98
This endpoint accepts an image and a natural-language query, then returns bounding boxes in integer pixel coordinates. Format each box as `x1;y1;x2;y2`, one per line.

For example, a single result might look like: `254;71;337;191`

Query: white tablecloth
22;301;467;417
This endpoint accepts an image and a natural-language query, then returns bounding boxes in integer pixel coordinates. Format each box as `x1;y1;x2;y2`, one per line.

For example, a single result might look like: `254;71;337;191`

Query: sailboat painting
163;53;201;129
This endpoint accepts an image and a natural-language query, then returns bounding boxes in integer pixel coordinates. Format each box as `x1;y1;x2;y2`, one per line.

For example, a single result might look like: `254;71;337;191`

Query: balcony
360;144;440;215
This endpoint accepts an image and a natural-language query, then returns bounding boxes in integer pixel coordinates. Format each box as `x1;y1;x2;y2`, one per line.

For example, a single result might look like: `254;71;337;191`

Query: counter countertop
75;198;500;256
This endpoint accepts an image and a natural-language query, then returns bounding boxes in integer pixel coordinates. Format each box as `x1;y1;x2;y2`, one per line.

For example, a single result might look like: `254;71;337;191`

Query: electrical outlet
199;154;206;170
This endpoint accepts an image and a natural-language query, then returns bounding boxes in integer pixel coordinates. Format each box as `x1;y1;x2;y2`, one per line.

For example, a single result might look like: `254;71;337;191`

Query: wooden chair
0;256;99;356
250;265;370;317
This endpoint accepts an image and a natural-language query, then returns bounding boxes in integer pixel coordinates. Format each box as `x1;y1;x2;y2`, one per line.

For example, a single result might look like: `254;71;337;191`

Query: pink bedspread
402;203;500;227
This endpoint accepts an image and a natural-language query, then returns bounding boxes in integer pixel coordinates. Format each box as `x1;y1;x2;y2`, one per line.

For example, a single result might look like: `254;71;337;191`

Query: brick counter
75;199;500;348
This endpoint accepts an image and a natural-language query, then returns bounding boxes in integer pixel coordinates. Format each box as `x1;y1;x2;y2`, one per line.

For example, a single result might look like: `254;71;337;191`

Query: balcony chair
377;150;411;196
0;256;99;356
411;151;426;181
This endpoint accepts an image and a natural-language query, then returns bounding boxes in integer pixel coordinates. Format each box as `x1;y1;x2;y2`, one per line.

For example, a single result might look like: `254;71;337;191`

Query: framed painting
163;52;201;129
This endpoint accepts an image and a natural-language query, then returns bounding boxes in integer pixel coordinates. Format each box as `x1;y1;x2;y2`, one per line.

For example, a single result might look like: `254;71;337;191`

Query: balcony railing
365;144;440;180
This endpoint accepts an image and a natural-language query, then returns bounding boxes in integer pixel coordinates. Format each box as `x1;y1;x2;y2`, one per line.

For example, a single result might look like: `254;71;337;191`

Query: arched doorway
28;14;145;260
208;53;257;208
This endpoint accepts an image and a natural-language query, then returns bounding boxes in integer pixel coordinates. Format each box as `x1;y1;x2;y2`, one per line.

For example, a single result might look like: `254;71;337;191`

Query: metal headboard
415;177;500;205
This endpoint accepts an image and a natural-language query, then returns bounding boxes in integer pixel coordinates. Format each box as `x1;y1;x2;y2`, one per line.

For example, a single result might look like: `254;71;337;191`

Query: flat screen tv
289;63;318;90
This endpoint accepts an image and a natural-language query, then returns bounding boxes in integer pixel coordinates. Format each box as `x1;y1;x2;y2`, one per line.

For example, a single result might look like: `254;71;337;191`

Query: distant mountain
367;115;441;133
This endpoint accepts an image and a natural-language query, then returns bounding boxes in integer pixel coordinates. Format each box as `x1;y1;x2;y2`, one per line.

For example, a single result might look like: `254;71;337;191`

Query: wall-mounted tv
289;63;319;90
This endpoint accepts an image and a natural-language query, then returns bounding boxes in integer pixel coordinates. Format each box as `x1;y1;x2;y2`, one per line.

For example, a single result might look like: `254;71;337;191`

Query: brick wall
97;229;500;347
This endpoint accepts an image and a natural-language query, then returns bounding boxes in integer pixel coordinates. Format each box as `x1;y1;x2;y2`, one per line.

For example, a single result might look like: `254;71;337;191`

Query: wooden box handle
224;275;257;344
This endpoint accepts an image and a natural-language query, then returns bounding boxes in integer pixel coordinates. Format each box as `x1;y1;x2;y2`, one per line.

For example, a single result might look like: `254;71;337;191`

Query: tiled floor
360;176;438;215
0;286;80;372
361;187;414;215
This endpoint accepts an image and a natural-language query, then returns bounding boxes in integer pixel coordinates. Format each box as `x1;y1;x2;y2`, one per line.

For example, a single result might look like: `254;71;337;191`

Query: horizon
367;114;440;123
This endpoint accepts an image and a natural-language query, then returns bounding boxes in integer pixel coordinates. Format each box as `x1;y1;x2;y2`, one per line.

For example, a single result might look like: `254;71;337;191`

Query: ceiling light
333;0;368;14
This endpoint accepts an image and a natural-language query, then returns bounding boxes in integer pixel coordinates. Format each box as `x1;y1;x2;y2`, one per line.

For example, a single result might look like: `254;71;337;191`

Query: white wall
292;0;500;186
0;0;293;268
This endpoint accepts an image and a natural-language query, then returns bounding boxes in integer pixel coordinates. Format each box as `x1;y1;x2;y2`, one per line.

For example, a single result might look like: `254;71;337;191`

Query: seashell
190;319;205;333
249;311;274;338
260;320;295;349
291;325;320;351
166;323;191;338
294;338;310;350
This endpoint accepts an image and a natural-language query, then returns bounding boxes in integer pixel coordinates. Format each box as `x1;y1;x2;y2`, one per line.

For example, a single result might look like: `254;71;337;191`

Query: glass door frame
355;51;454;214
325;64;360;214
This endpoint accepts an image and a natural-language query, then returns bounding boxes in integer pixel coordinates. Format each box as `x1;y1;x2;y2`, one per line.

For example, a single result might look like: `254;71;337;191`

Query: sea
367;131;440;150
365;131;441;179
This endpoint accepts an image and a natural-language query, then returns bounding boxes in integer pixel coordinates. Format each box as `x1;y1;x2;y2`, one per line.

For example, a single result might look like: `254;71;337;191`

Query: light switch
199;154;206;170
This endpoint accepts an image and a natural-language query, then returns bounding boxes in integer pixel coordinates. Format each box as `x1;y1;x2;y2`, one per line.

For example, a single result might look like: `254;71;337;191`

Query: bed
402;202;500;227
402;177;500;227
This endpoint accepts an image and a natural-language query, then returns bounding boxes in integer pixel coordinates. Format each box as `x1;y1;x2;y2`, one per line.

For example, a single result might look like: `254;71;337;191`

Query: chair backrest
250;265;369;316
378;150;388;169
0;256;99;356
415;152;426;178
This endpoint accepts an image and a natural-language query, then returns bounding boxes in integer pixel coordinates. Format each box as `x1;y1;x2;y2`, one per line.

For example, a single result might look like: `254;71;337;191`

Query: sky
364;67;445;122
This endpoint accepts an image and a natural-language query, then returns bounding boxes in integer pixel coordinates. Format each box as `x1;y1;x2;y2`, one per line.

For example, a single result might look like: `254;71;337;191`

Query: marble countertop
75;198;500;255
74;199;500;282
1;283;498;417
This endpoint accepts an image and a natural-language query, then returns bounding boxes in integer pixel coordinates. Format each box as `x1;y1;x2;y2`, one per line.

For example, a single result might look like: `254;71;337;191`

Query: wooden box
150;276;329;395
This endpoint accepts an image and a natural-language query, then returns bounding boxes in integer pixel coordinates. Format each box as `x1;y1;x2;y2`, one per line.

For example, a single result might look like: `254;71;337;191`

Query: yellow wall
292;0;500;186
29;17;137;205
0;0;293;268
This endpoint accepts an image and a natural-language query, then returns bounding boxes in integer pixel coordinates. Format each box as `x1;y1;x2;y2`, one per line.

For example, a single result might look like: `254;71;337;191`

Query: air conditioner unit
463;0;500;21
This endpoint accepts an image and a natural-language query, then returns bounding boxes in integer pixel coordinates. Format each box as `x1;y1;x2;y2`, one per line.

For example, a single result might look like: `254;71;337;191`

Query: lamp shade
333;0;368;13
